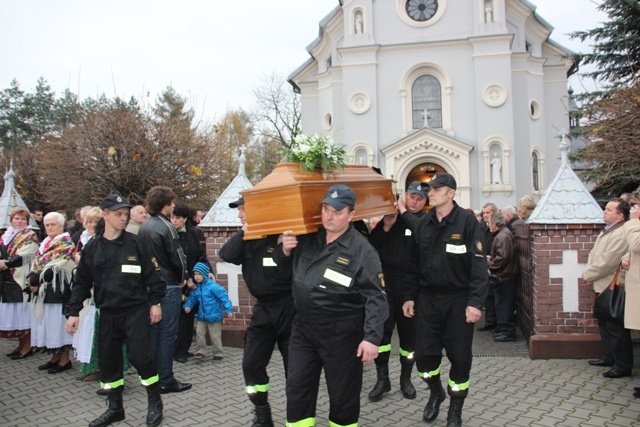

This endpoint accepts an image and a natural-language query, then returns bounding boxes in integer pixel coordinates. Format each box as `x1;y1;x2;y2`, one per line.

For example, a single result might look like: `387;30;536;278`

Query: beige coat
582;221;628;293
623;219;640;330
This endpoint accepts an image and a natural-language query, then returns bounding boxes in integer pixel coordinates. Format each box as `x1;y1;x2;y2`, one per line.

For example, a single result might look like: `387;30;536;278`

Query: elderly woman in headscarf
0;207;39;359
27;211;76;374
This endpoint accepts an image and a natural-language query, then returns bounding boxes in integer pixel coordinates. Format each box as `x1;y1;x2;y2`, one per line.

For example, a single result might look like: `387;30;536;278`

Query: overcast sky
0;0;606;122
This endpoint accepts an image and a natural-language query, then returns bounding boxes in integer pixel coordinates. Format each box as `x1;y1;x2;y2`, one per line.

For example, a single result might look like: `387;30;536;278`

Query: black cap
407;181;428;198
321;184;356;211
101;194;132;211
427;173;457;190
228;197;245;208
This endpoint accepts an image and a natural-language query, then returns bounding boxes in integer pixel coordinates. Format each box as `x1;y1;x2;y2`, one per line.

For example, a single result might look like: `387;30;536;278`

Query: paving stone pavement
1;329;639;426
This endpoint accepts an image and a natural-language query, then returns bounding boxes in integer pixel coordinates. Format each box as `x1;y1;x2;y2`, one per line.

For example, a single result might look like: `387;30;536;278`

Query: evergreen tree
569;0;640;199
0;79;32;151
570;0;640;88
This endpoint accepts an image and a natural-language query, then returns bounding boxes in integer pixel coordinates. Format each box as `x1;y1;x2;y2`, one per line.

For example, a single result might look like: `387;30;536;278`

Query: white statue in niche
485;0;493;23
491;153;502;184
354;11;364;34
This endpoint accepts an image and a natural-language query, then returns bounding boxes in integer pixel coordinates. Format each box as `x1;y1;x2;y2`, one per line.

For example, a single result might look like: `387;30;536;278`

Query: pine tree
569;0;640;199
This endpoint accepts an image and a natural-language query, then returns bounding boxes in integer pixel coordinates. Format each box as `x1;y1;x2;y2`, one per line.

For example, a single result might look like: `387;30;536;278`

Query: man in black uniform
65;194;166;427
219;197;295;427
278;184;388;427
367;181;428;401
402;174;488;427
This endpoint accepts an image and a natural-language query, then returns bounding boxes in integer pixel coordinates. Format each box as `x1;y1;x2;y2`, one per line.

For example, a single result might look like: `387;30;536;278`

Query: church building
288;0;576;209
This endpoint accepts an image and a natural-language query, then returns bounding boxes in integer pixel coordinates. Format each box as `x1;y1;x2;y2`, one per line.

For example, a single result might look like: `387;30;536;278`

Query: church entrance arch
405;162;447;189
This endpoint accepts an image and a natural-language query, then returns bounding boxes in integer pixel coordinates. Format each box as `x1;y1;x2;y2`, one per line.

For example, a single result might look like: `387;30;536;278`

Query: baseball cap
228;197;245;208
321;184;356;211
101;194;132;211
407;181;428;198
427;173;457;190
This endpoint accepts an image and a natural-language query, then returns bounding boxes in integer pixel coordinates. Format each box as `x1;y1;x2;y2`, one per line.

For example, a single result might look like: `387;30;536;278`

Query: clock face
406;0;438;22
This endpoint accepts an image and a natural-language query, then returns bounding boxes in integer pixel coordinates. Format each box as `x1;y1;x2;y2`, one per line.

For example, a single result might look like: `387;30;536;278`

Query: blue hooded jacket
183;262;233;323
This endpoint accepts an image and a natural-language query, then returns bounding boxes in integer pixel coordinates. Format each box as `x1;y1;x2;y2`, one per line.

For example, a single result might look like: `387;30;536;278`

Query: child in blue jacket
183;262;233;361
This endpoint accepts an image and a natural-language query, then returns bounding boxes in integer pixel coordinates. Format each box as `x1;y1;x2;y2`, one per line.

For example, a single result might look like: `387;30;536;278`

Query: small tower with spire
0;161;38;231
519;134;605;359
198;148;255;348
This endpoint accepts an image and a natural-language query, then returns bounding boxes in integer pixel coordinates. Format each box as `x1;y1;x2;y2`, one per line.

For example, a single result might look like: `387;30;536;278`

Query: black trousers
414;292;474;388
175;308;196;358
243;298;295;406
286;314;364;426
494;278;516;336
597;316;633;372
376;272;414;365
99;305;158;388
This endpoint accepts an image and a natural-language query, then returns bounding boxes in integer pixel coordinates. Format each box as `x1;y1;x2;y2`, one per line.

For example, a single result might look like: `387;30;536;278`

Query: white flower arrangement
282;133;346;173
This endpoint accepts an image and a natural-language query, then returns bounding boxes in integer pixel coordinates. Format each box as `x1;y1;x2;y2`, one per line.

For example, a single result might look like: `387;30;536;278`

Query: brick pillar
200;226;254;348
526;223;604;359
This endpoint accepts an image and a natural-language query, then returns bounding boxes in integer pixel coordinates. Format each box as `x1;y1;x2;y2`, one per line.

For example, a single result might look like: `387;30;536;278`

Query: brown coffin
241;163;397;240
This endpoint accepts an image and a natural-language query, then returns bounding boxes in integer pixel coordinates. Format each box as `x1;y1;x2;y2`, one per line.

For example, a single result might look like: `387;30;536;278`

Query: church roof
527;135;604;225
0;163;39;230
200;149;253;227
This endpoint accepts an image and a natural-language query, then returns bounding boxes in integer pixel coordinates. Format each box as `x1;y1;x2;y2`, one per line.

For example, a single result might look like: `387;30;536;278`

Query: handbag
488;273;502;290
593;263;625;325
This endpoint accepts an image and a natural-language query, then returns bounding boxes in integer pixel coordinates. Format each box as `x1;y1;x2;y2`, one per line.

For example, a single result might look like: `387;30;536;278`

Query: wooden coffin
241;163;397;240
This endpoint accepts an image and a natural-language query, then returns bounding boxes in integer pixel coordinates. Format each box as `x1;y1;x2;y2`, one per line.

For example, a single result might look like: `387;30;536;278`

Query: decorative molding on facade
349;92;371;114
381;128;473;206
483;84;507;107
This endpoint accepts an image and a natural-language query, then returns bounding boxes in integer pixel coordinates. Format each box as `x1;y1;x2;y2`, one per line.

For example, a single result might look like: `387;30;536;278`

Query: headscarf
31;232;75;321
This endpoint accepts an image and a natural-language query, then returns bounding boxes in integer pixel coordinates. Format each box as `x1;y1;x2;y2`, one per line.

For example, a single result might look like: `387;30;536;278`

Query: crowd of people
1;179;639;427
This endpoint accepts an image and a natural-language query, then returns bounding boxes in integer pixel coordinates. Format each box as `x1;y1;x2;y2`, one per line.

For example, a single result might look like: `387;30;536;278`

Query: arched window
532;152;539;191
412;75;442;129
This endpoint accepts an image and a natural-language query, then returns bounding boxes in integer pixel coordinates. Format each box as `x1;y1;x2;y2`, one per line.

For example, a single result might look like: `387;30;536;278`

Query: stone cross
548;249;583;312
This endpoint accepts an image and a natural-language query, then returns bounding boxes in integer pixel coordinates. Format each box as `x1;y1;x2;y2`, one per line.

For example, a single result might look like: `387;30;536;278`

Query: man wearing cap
219;196;295;427
138;186;190;394
65;194;165;427
278;183;388;427
402;173;488;427
367;181;428;402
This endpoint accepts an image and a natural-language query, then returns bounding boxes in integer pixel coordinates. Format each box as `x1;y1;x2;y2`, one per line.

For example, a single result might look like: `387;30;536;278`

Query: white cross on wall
215;262;242;306
548;249;585;313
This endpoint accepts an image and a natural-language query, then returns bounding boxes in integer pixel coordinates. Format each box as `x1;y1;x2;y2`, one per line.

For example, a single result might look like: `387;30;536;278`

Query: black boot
422;377;445;423
399;361;416;399
146;384;163;427
89;389;125;427
446;396;465;427
251;403;274;427
368;364;391;402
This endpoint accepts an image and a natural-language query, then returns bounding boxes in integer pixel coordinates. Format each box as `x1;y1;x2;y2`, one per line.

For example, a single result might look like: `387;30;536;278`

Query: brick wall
201;227;256;332
526;223;604;358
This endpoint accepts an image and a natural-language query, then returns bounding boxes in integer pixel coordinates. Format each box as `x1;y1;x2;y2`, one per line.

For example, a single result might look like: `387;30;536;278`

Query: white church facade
288;0;576;209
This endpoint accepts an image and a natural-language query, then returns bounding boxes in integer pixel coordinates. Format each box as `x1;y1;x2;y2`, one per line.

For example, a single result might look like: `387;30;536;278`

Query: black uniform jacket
405;202;488;310
219;230;292;305
139;214;187;285
275;224;388;345
67;231;166;316
369;210;426;274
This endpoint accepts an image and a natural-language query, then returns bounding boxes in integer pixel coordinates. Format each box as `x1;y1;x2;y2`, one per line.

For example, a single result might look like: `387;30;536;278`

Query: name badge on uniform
405;228;412;236
323;268;352;287
446;244;466;254
122;265;141;274
262;257;276;267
